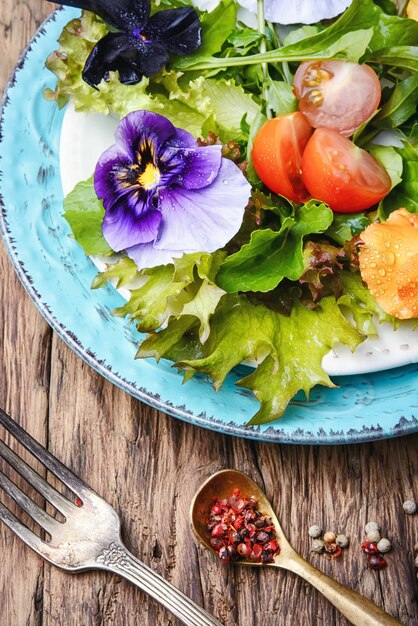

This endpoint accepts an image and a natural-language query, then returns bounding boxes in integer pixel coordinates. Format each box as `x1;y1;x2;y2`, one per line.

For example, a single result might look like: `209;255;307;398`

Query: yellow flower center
138;162;160;190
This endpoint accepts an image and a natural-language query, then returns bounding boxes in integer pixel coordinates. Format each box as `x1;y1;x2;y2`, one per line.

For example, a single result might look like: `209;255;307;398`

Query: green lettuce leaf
137;293;363;424
113;252;226;333
91;257;139;289
217;201;333;292
63;176;111;255
45;13;164;116
338;271;393;334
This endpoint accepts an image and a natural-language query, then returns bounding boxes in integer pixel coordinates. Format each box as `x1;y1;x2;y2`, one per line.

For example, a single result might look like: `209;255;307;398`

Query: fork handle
97;542;222;626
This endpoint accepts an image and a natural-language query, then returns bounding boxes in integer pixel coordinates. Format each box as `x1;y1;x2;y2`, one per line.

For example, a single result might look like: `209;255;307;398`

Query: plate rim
0;6;417;445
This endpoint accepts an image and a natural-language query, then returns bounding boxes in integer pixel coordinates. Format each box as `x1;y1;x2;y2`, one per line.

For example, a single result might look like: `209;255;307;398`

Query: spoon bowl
191;469;401;626
190;468;295;566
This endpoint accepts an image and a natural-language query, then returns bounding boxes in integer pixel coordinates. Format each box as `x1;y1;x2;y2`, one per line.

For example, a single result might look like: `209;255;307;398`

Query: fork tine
0;500;46;557
0;440;74;516
0;409;88;497
0;469;60;535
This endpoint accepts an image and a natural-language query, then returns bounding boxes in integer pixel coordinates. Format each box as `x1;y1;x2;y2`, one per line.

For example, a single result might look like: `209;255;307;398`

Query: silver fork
0;408;221;626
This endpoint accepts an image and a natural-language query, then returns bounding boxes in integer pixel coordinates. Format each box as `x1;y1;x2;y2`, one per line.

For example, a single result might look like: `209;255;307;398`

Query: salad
45;0;418;425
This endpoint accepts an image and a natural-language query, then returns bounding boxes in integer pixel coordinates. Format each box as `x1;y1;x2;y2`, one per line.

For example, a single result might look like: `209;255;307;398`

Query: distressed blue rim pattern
0;8;417;445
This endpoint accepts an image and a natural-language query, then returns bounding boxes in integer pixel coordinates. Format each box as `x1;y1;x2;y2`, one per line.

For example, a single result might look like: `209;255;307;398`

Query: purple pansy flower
48;0;201;87
94;111;251;270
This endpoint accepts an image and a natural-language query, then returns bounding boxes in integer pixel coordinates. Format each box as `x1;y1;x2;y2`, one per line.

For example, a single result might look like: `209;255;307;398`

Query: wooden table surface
1;2;417;625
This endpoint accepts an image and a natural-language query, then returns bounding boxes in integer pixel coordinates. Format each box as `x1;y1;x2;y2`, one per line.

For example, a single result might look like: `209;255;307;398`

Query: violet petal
114;111;176;162
155;158;250;251
94;148;138;211
127;36;169;78
145;7;202;55
167;128;198;149
159;144;222;190
126;242;185;270
48;0;150;32
102;199;162;251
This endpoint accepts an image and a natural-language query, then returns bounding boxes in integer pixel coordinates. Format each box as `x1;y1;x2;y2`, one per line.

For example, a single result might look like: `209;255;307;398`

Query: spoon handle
282;552;401;626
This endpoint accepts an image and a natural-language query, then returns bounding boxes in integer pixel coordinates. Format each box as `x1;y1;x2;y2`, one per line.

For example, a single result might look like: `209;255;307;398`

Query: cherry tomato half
251;112;313;202
293;60;381;136
301;128;391;213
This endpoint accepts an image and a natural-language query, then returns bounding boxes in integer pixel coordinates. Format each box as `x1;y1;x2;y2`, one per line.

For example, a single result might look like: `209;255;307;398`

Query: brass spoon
191;469;401;626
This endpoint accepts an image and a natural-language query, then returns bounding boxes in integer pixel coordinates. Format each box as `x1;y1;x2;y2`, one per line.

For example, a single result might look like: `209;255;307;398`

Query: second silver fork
0;409;221;626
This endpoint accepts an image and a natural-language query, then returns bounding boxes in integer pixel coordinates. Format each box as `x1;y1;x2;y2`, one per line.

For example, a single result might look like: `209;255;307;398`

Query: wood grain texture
0;1;417;625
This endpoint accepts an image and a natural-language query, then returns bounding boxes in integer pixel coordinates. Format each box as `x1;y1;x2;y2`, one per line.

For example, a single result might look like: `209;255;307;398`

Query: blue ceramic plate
1;8;417;444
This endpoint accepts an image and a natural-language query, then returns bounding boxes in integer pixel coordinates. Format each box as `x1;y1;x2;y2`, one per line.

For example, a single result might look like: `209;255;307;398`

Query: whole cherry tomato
293;60;381;136
251;112;313;203
301;128;391;213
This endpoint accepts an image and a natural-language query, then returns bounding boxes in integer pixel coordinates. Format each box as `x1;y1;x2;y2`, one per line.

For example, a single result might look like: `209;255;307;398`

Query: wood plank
0;1;417;625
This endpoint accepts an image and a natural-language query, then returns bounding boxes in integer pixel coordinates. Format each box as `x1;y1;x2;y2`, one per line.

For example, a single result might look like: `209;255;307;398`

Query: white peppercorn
308;524;322;538
365;521;380;534
402;500;417;515
366;529;381;543
415;555;418;568
311;538;325;553
376;538;391;553
335;534;349;548
323;531;336;543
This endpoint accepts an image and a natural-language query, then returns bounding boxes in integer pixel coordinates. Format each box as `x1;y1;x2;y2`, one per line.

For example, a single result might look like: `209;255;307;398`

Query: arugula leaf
379;140;418;217
265;80;298;116
368;46;418;70
63;177;111;255
325;213;370;246
368;145;403;189
217;201;333;292
172;0;237;69
375;72;418;129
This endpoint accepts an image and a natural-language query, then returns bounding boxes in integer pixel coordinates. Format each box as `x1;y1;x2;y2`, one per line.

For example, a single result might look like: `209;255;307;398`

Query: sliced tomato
301;128;391;213
293;60;381;136
251;112;313;202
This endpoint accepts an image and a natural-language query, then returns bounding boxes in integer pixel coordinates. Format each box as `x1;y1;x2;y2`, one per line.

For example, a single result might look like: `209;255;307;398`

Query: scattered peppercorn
367;554;388;570
310;528;349;560
365;521;380;534
376;538;391;553
361;540;379;555
336;534;349;548
308;524;322;538
361;523;390;570
324;542;338;554
366;529;381;543
323;531;336;544
402;500;417;515
207;489;280;564
311;538;326;553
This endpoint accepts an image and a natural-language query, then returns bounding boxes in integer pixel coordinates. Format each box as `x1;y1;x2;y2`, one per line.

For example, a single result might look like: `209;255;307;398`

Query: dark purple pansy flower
48;0;201;88
94;111;251;270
